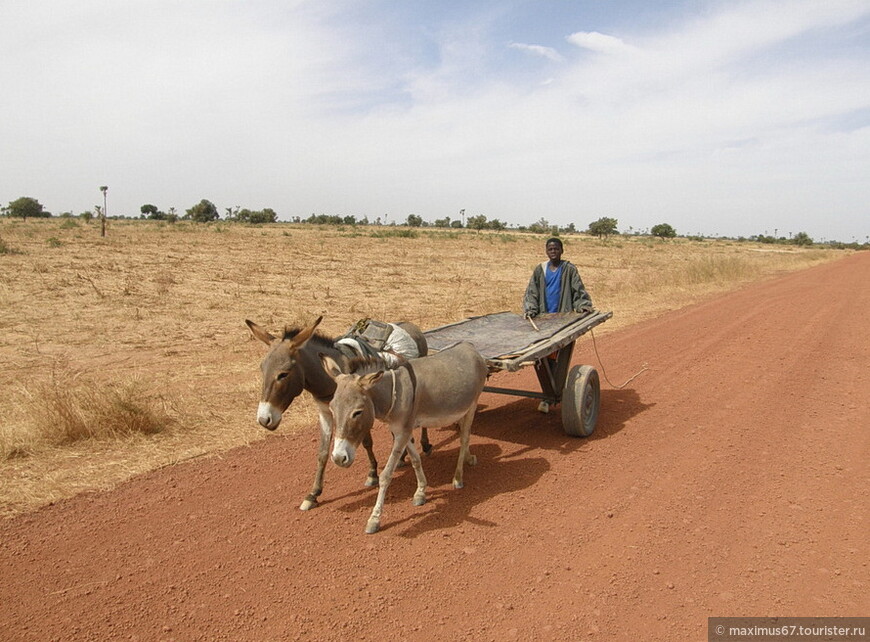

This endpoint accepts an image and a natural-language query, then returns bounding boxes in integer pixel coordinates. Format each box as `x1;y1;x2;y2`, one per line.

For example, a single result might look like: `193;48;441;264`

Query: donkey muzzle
257;402;282;431
332;439;356;468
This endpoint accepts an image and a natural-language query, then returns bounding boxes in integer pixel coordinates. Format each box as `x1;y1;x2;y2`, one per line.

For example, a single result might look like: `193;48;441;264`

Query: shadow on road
471;386;652;449
328;441;551;538
316;387;653;538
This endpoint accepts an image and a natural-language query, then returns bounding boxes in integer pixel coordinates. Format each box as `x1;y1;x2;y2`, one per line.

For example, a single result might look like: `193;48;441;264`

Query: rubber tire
562;365;600;437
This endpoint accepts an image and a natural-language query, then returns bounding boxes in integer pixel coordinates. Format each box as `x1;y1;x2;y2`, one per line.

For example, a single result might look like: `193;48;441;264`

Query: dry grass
2;362;176;457
0;218;847;516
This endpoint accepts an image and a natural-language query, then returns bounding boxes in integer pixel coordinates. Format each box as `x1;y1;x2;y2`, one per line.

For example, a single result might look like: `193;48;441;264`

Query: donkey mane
282;327;338;348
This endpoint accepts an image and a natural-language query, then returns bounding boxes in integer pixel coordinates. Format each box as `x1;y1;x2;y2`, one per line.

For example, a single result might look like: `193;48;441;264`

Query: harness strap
385;369;398;420
384;362;416;423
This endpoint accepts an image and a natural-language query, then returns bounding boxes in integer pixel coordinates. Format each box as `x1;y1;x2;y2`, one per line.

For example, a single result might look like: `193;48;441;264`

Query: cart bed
424;310;612;372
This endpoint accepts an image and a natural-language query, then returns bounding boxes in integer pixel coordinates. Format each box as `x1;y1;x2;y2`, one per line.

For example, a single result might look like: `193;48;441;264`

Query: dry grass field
0;217;845;516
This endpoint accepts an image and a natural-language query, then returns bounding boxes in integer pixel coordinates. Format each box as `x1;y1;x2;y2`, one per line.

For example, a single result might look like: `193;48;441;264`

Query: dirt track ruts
2;253;868;641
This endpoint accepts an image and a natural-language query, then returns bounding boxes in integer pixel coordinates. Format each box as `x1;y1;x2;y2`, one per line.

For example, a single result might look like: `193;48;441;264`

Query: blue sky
2;0;868;241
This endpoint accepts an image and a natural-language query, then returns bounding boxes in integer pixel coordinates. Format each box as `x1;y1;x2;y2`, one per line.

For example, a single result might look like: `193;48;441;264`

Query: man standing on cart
523;237;593;318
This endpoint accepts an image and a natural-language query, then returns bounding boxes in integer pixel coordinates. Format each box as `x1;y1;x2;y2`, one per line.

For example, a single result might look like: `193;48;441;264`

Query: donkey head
246;316;322;430
321;355;383;467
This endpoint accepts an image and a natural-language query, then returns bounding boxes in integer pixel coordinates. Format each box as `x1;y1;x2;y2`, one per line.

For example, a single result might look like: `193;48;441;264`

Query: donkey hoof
365;520;381;534
413;494;427;507
299;498;319;511
453;479;464;490
364;476;378;487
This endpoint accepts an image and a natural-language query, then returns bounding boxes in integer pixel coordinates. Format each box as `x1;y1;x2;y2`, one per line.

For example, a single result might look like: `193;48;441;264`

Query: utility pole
99;185;108;237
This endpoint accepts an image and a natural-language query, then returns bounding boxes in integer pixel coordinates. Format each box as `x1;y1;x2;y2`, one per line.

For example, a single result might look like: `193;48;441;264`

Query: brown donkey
246;316;427;511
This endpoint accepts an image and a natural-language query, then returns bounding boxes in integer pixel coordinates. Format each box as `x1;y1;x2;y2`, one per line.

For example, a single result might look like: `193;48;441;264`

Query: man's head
545;237;563;263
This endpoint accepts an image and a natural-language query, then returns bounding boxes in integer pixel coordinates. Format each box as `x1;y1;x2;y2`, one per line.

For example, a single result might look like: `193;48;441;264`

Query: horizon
4;205;860;245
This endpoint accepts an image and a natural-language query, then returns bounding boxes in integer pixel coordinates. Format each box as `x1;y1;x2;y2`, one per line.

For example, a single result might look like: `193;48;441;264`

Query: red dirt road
2;254;868;641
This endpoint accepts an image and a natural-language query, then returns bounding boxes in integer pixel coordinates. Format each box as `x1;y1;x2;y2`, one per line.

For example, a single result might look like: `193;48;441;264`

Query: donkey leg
397;433;410;468
453;409;478;490
366;431;412;534
362;433;379;487
403;438;428;507
301;405;333;510
399;429;431;467
420;427;433;455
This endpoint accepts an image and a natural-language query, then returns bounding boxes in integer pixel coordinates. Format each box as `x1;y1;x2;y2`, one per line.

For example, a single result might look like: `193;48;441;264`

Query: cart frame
423;310;612;435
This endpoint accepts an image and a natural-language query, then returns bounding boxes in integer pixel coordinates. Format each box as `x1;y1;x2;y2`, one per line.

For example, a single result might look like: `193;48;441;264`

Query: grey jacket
522;260;593;317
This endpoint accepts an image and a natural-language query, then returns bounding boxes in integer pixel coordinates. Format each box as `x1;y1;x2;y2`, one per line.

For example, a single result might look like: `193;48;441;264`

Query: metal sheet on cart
424;310;612;372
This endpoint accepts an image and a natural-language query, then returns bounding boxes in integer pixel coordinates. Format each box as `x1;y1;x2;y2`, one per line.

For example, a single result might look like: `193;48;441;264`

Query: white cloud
566;31;637;55
509;42;564;62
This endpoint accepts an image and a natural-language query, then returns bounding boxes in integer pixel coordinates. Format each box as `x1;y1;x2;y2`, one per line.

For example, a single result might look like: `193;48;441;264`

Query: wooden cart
424;310;612;436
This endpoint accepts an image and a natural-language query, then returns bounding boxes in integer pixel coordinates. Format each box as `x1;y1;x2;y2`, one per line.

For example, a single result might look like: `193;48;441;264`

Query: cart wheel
562;365;600;437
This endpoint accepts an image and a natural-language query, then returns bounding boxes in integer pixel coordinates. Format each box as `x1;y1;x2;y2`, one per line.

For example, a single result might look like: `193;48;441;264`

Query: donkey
245;316;428;511
321;341;488;534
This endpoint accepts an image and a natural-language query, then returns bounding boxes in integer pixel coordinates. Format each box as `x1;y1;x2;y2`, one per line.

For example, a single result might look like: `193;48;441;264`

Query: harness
384;361;417;422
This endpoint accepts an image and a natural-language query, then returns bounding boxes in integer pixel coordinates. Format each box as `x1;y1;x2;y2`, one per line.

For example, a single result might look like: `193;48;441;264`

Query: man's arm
522;267;542;317
568;265;593;313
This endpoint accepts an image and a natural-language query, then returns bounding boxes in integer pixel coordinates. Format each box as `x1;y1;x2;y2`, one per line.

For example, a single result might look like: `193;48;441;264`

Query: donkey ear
359;371;385;389
291;315;324;349
246;319;276;345
320;354;344;379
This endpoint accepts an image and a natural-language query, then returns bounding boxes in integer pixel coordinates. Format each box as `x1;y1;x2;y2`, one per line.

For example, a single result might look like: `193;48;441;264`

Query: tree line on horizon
3;194;864;248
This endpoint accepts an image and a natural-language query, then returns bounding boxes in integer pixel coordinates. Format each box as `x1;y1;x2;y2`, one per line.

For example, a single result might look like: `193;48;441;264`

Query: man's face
546;242;563;262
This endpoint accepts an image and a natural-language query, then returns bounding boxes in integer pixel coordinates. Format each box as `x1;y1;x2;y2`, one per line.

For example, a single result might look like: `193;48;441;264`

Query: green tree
186;199;219;223
251;208;278;224
406;214;423;227
307;213;343;225
587;217;618;238
450;220;463;228
232;208;277;224
528;217;551;234
140;204;168;220
467;214;488;231
791;231;813;246
651;223;677;238
3;196;50;220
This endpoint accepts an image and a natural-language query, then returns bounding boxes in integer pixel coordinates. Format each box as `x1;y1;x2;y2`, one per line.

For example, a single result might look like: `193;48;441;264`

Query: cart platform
424;310;612;372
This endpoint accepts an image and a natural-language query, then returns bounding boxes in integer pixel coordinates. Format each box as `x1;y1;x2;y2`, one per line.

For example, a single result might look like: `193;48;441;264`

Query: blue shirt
544;262;563;313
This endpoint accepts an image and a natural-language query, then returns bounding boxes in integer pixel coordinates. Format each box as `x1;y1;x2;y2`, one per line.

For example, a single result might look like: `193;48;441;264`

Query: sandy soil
1;253;867;641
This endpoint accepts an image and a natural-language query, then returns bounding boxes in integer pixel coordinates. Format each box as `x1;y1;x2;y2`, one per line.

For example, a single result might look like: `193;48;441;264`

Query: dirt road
2;253;868;641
